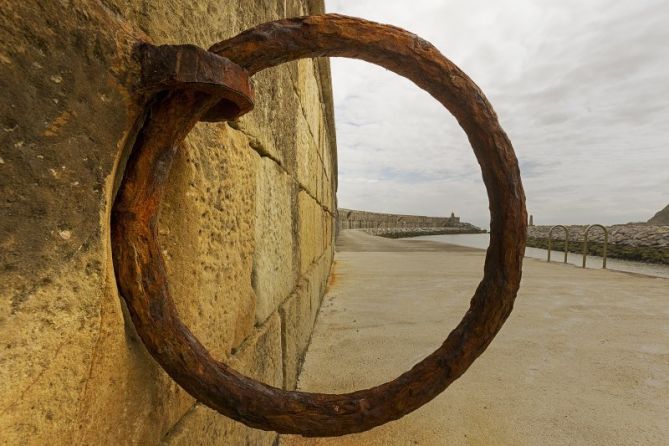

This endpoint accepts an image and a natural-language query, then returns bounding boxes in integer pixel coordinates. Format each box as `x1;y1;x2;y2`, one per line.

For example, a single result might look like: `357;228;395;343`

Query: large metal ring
112;14;526;437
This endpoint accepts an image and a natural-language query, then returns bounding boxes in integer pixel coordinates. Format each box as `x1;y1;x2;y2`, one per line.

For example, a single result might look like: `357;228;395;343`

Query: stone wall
0;1;336;445
338;208;461;230
337;208;484;238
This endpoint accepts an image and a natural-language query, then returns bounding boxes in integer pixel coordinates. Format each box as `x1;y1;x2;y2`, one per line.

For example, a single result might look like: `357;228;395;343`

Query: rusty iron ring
112;14;526;437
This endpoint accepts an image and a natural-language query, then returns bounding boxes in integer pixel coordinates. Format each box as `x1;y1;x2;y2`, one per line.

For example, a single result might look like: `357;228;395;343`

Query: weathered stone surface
72;84;262;446
280;248;334;389
308;250;330;326
296;57;329;205
321;155;335;213
298;190;324;274
159;124;258;356
72;284;196;445
162;314;283;445
254;157;295;324
296;59;323;142
280;284;313;390
1;0;335;444
0;2;141;444
314;56;338;207
232;65;301;173
296;110;321;199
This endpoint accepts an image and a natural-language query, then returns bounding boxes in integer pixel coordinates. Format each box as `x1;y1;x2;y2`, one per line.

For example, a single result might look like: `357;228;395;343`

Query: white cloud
326;0;669;228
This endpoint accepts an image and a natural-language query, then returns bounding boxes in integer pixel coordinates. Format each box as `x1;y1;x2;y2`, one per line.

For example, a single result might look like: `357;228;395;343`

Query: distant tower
529;214;534;226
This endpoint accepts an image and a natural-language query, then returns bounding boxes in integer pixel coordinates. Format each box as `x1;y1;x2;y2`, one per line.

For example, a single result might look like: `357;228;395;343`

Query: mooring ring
112;14;526;437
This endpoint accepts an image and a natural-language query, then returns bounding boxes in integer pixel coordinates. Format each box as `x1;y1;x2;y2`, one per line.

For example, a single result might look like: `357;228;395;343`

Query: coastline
368;226;669;266
526;237;669;265
370;227;487;239
527;224;669;265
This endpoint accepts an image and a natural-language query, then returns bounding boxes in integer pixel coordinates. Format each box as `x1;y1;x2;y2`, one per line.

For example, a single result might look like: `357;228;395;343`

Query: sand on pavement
280;230;669;445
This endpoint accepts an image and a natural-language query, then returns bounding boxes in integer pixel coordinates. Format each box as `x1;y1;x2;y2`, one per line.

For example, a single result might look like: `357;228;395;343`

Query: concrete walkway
281;230;668;445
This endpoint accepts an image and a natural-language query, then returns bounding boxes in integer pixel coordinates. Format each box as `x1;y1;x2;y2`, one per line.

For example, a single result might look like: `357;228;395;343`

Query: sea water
408;233;669;279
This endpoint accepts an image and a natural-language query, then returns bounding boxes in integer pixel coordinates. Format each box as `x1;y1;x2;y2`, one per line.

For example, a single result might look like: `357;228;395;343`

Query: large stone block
69;282;196;445
232;64;301;174
298;191;324;274
296;58;324;151
76;120;262;445
279;248;334;389
324;212;334;251
309;252;331;324
296;111;320;200
320;120;336;213
280;283;314;389
159;124;258;357
0;253;134;446
0;2;144;444
162;314;283;446
110;0;307;50
253;157;295;324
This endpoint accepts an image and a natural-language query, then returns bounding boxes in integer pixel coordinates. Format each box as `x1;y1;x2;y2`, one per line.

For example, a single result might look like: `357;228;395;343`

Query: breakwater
527;224;669;264
369;227;486;238
337;208;485;237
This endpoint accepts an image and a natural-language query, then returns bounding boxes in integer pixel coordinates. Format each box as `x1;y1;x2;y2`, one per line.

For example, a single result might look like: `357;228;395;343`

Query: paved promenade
281;230;668;445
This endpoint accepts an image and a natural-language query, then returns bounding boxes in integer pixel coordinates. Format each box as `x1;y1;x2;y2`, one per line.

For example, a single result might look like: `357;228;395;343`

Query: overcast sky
325;0;668;228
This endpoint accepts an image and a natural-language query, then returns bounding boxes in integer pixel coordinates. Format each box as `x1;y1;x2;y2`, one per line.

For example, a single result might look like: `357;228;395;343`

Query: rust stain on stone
326;260;338;291
43;110;75;137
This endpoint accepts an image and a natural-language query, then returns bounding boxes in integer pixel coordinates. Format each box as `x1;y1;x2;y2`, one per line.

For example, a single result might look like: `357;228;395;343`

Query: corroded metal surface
583;224;608;268
112;14;526;437
548;224;570;263
136;43;254;121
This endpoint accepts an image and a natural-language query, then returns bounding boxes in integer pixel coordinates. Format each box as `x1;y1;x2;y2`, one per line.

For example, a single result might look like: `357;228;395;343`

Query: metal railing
583;224;608;269
547;224;570;263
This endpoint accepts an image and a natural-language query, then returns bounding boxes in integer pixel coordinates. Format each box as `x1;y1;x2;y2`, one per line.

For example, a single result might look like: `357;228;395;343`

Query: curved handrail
583;224;608;268
547;224;570;263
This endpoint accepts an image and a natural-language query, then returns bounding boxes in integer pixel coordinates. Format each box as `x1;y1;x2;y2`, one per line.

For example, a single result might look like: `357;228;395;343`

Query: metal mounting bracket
137;42;254;121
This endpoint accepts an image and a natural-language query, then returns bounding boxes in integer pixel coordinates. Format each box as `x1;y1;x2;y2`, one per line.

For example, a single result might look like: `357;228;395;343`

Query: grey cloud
327;0;669;228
